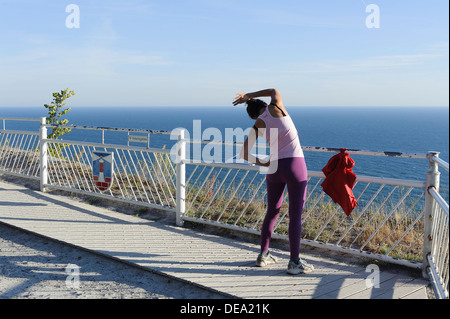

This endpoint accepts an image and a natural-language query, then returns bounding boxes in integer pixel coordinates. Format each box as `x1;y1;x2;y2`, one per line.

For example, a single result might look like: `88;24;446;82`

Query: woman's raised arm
233;88;283;107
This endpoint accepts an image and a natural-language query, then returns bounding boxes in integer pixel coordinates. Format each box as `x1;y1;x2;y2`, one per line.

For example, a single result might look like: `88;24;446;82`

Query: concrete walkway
0;180;430;299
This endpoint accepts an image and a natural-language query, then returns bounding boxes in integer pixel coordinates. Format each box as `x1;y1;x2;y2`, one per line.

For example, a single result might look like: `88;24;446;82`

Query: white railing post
423;151;441;278
39;117;48;192
175;129;186;226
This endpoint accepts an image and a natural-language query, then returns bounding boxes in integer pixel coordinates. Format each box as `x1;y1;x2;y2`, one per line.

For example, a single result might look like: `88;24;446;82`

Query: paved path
0;223;226;299
0;180;430;299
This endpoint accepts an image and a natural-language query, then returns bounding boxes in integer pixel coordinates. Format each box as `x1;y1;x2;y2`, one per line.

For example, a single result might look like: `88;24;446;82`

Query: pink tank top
258;106;304;161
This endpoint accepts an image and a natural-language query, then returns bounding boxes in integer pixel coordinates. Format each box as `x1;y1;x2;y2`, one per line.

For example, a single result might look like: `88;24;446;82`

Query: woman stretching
233;88;314;274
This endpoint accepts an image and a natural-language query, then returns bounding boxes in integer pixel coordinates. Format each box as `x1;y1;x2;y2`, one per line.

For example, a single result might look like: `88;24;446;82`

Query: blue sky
0;0;448;107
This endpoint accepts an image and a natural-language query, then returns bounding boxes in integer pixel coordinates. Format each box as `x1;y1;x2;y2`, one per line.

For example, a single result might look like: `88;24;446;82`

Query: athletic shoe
287;258;314;275
256;251;278;267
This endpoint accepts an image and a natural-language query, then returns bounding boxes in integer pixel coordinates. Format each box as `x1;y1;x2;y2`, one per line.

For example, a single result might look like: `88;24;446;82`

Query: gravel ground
0;223;226;299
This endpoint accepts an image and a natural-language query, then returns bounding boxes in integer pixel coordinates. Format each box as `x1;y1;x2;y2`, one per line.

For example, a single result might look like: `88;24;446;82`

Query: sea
1;106;449;196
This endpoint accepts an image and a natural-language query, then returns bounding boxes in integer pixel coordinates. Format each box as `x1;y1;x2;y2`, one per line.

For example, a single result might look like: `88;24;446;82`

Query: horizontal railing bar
44;124;172;135
432;155;449;172
0;117;40;122
356;175;426;188
183;139;266;147
182;139;428;159
429;187;449;216
183;160;426;188
303;146;428;159
43;139;171;154
0;130;39;136
183;159;259;171
307;170;424;187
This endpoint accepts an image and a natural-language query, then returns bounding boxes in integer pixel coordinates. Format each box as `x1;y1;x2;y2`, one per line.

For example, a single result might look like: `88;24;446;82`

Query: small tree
44;88;75;140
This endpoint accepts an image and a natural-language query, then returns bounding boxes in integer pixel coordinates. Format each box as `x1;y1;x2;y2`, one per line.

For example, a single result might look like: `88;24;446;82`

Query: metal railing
424;154;449;299
0;117;41;180
40;118;176;212
0;117;448;298
180;149;428;268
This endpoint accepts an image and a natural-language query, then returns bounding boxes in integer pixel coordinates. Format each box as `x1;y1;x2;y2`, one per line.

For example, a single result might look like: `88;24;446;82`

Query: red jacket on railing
321;148;358;216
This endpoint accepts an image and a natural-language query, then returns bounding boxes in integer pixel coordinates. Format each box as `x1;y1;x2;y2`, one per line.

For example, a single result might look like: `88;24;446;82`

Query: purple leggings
261;157;308;260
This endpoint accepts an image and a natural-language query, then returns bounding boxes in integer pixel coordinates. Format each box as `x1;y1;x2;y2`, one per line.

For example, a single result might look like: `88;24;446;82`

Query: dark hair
246;99;267;119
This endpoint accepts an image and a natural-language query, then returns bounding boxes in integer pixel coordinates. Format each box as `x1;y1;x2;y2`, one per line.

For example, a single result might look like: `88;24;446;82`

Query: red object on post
321;148;358;216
